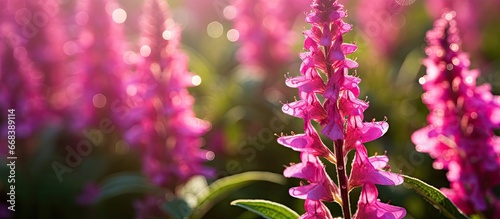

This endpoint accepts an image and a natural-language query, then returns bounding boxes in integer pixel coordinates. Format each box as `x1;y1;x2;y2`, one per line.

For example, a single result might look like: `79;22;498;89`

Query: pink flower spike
299;200;334;219
349;145;403;188
354;184;406;219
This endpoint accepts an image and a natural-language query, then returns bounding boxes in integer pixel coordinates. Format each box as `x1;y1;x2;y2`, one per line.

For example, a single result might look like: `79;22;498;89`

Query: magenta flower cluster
1;0;213;217
125;0;214;216
277;0;405;218
412;12;500;217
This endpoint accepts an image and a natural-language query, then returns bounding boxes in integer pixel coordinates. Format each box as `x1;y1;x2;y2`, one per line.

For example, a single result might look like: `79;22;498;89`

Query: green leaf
403;175;469;219
187;171;285;219
231;199;300;219
96;172;160;202
163;198;192;219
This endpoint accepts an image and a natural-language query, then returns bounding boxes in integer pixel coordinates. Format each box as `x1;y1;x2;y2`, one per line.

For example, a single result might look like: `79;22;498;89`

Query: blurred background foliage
1;0;499;218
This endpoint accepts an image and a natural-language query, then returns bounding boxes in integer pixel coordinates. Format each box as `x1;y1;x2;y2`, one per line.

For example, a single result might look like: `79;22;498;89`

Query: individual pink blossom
349;145;403;188
278;0;404;218
300;200;334;219
412;12;500;216
284;153;339;202
232;0;308;73
353;183;406;219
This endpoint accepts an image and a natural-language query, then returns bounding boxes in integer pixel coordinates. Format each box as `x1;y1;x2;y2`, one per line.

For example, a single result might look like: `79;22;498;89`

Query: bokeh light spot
227;29;239;42
93;93;107;108
123;51;138;64
63;41;78;55
207;21;223;38
140;45;151;57
191;75;202;86
75;12;89;25
127;85;137;96
223;6;237;20
395;0;415;6
418;76;426;85
115;140;130;155
162;30;174;40
112;8;127;24
205;151;215;161
15;8;31;25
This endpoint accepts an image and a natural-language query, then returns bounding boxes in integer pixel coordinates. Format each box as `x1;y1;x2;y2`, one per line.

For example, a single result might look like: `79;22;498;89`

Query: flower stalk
412;11;500;217
276;0;406;218
335;139;351;219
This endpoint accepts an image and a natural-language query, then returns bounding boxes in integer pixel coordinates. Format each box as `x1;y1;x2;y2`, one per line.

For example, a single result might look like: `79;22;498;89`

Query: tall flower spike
425;0;481;54
74;0;128;130
129;0;214;217
279;0;404;218
0;19;46;146
412;11;500;217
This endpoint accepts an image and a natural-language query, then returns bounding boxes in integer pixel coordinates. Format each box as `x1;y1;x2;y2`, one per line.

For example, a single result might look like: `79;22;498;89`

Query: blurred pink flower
76;182;101;206
128;0;214;190
353;183;406;219
232;0;309;73
355;0;409;56
424;0;497;55
412;12;500;216
0;15;46;143
74;0;129;130
279;0;404;218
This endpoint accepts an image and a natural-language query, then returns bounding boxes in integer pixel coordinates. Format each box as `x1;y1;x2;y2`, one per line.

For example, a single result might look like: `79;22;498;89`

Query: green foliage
188;171;285;218
403;175;469;219
231;199;300;219
96;172;159;202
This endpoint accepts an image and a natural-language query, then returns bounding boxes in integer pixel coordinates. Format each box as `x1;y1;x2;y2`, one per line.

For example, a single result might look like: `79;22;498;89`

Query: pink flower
284;153;339;202
300;200;334;219
232;0;309;73
412;12;500;216
129;0;214;190
279;0;404;218
0;18;46;143
74;0;128;130
278;121;334;158
349;145;403;188
355;0;409;56
354;183;406;219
